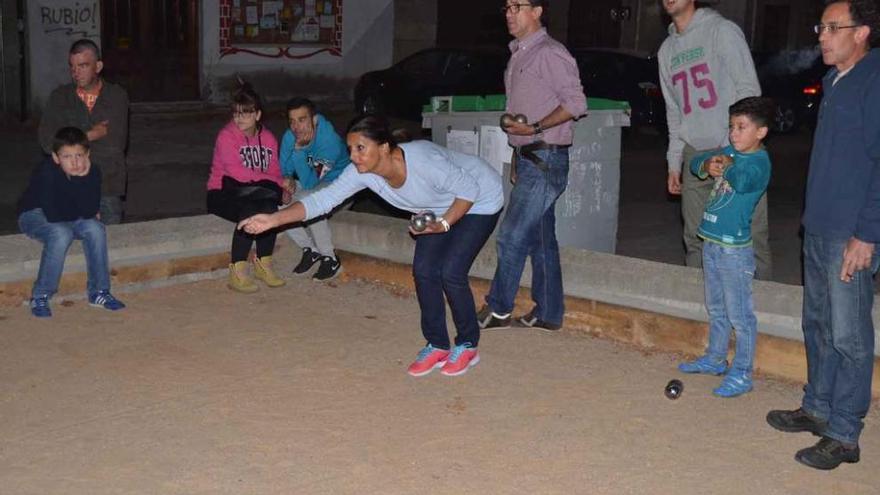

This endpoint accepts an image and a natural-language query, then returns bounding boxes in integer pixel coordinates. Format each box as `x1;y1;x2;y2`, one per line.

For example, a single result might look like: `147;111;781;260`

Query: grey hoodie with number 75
658;8;761;175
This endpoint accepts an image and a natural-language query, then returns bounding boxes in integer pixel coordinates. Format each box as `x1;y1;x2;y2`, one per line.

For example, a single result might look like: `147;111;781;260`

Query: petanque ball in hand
411;215;428;232
664;379;684;400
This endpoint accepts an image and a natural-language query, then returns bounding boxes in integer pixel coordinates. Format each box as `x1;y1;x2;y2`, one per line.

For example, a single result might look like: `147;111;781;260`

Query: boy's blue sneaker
677;355;727;375
713;371;753;398
89;291;126;311
30;296;52;318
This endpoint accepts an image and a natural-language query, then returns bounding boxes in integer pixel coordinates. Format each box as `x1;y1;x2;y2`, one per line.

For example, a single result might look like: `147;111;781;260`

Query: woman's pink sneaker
407;345;450;377
440;344;480;376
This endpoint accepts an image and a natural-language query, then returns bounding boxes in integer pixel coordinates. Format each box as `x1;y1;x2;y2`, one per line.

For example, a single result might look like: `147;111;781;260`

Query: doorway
101;0;200;102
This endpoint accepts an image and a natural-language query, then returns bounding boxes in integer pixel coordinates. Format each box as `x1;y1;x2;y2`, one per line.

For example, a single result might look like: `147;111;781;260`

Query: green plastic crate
482;94;507;111
424;95;629;114
450;95;485;112
586;97;630;111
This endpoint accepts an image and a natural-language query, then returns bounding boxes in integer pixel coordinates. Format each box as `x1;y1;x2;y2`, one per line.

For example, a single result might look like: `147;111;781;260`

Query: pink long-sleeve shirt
207;121;284;191
505;28;587;147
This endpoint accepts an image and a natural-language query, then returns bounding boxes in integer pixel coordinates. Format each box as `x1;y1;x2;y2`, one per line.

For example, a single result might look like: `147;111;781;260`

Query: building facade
4;0;826;116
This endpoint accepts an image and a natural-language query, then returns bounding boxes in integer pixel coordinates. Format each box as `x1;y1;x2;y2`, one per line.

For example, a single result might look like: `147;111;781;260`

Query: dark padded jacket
38;81;128;197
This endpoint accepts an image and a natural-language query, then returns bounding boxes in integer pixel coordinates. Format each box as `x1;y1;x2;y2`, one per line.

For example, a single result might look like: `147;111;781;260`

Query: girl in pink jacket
206;82;286;293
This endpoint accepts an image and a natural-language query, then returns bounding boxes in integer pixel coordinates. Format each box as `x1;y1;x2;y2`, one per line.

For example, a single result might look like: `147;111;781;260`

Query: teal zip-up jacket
279;114;350;190
690;145;771;246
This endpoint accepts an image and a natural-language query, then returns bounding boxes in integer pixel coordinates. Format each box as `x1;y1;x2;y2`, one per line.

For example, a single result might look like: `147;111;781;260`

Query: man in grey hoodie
658;0;771;279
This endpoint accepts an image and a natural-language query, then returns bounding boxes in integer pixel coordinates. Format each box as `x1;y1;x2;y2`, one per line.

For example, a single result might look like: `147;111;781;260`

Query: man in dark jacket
38;39;129;224
766;0;880;471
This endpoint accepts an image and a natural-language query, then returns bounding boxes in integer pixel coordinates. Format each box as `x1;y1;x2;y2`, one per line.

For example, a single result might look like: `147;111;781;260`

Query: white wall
200;0;394;103
26;0;101;111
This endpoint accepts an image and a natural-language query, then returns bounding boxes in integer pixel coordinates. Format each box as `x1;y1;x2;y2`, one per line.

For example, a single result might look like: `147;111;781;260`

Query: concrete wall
25;0;101;111
393;0;436;63
200;0;394;104
2;212;879;395
2;211;879;356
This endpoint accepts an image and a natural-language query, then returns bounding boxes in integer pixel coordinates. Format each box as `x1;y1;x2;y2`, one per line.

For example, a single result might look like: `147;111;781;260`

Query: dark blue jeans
801;233;879;445
486;147;569;325
18;208;111;299
413;211;500;349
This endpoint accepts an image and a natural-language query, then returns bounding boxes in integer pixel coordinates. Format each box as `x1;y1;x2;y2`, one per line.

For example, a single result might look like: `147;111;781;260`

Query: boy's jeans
413;212;500;349
486;147;569;325
18;208;111;299
702;242;757;374
801;232;879;446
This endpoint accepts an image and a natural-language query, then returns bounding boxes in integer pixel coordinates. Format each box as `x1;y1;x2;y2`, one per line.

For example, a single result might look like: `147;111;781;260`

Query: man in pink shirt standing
478;0;586;331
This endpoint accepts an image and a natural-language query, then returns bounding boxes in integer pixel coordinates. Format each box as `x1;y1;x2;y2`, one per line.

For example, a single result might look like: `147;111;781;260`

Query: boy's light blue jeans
486;147;569;326
701;242;757;374
18;208;111;299
801;232;879;446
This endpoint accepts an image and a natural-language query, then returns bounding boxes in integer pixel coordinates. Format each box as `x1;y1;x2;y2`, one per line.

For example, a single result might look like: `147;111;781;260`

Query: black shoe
313;255;341;281
766;408;827;435
477;305;511;330
795;437;860;470
293;248;321;275
514;308;562;332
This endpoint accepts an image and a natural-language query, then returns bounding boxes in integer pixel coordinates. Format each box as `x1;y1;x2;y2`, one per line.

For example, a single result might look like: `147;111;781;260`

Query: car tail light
803;83;821;95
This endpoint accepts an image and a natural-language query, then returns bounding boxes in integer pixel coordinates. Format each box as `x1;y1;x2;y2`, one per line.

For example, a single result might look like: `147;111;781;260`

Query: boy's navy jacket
803;49;880;242
17;156;101;222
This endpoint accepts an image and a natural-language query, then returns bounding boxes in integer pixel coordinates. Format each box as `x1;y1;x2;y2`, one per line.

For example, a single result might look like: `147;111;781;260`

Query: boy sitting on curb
17;126;125;317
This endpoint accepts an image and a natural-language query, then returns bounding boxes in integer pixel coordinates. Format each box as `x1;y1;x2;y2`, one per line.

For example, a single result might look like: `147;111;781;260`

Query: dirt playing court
1;251;878;494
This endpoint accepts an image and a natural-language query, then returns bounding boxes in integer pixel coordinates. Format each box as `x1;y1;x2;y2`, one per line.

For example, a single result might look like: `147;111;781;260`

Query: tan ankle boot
253;256;286;287
228;261;259;293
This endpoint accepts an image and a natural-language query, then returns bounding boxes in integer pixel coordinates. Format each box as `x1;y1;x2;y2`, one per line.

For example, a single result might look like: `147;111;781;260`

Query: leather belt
516;142;571;172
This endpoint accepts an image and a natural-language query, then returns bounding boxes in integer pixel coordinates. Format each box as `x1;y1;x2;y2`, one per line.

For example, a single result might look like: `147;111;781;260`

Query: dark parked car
354;46;667;130
353;48;507;122
754;50;827;133
571;48;666;130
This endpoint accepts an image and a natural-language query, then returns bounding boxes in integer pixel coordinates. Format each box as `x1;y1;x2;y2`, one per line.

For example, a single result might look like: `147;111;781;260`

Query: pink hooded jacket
207;120;283;191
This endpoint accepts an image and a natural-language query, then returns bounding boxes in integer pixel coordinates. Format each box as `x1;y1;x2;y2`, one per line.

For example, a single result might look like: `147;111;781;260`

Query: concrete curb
1;211;878;395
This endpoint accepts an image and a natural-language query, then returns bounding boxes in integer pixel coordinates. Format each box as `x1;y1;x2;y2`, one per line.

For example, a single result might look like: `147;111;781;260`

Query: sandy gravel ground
1;255;878;494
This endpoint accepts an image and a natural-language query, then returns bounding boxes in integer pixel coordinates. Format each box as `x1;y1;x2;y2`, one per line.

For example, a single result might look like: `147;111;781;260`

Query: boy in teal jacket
677;97;774;398
279;98;350;281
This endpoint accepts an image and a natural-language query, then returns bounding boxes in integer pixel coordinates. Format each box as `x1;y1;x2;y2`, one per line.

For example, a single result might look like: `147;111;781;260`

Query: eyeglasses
500;3;533;14
813;23;861;34
232;109;256;118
